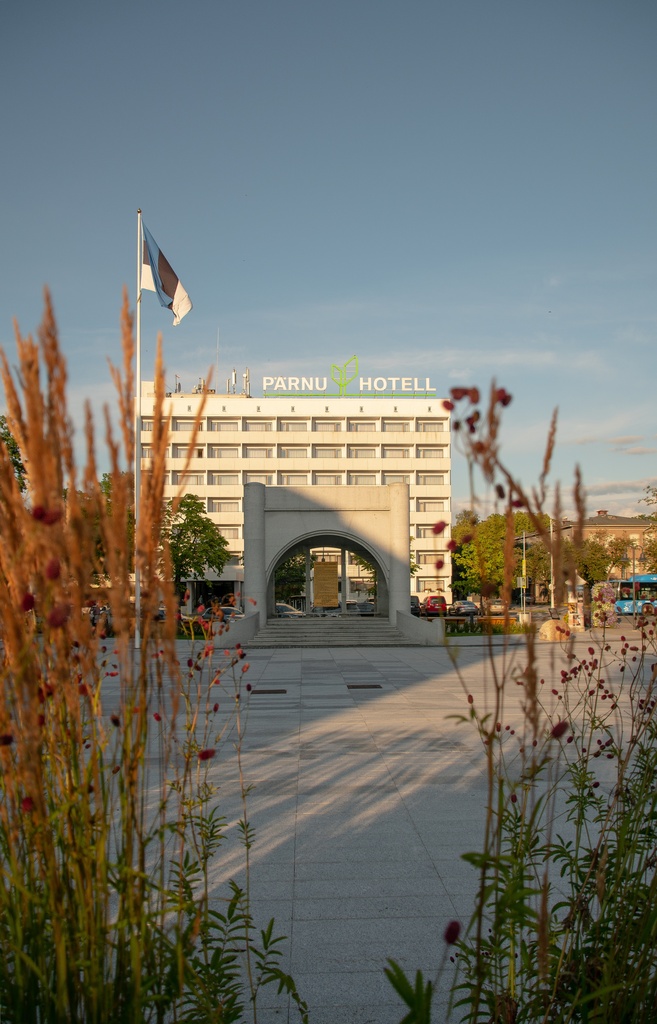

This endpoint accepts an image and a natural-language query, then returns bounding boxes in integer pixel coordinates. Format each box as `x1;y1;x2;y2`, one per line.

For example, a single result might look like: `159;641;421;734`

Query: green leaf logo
331;355;359;395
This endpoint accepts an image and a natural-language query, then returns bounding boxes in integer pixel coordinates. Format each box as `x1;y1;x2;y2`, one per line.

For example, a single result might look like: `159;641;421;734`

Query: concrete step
247;616;420;647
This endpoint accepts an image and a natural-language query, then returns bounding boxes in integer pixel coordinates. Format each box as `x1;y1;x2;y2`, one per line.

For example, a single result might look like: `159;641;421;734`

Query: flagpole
134;209;142;650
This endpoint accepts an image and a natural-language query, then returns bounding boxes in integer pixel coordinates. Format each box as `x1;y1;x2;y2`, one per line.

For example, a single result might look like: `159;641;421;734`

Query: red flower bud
45;558;61;580
47;604;70;628
443;920;461;944
198;748;216;761
442;399;454;411
21;593;35;612
432;521;447;535
551;720;568;739
21;797;35;813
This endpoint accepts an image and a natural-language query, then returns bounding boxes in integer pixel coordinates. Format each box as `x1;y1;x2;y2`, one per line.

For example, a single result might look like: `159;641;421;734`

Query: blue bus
606;575;657;616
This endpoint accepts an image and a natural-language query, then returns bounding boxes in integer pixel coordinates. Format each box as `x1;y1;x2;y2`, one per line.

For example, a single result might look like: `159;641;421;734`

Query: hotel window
347;446;376;458
244;473;273;485
208;446;238;458
173;419;196;432
279;473;308;485
417;499;445;512
416;525;438;538
279;447;308;458
348;473;377;485
142;419;154;431
383;473;410;485
208;472;239;485
244;446;273;459
243;420;273;431
348;420;376;432
382;446;410;458
209;499;240;512
314;420;342;432
416;420;444;432
382;419;411;432
313;446;342;458
172;444;203;458
142;447;153;460
417;447;445;458
208;420;238;431
218;526;240;539
279;420;308;431
172;472;204;486
313;473;342;485
421;579;444;592
417;474;445;486
417;552;442;564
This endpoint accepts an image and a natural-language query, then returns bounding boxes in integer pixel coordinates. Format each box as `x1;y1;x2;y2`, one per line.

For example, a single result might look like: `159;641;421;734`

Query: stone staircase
246;616;421;648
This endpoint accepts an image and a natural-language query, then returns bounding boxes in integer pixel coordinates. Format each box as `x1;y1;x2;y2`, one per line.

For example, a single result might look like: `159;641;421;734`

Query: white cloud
612;446;657;456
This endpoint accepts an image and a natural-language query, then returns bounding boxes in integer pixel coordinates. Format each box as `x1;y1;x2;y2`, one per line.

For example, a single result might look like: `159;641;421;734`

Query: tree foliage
451;511;551;597
164;494;231;590
275;553;311;603
0;415;26;492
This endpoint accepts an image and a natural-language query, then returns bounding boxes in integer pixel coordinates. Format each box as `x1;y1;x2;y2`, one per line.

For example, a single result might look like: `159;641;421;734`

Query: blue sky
1;0;655;519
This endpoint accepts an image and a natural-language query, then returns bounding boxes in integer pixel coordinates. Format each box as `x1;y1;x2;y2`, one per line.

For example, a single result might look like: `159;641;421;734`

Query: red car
419;594;447;618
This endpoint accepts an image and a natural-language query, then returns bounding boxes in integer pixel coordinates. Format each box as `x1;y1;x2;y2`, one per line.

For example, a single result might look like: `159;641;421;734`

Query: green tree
275;553;312;603
642;533;657;573
452;510;551;599
452;513;507;597
0;415;26;492
164;494;231;592
350;551;377;598
565;537;611;588
604;534;631;576
450;510;480;597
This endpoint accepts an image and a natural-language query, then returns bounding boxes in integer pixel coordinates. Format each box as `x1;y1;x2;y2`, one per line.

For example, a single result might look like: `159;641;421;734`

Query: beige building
561;509;654;577
139;376;452;605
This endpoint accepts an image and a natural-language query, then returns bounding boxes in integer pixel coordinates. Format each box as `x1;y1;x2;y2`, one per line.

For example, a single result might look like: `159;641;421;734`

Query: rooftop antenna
231;368;237;394
216;327;220;392
175;373;181;393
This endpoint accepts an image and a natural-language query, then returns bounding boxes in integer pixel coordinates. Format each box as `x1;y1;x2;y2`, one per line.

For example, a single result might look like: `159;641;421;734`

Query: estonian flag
141;223;192;326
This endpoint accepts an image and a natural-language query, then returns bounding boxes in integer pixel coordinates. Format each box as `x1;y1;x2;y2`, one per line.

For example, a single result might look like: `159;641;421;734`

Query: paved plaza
174;627;643;1024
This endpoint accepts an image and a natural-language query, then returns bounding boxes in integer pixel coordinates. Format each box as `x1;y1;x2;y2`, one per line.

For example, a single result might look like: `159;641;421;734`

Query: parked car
410;595;420;617
275;602;305;618
347;601;375;615
449;600;480;617
311;605;341;616
419;594;447;618
486;598;506;615
181;605;243;628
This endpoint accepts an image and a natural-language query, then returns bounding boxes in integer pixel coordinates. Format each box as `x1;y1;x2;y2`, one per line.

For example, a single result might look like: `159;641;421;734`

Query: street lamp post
628;540;645;626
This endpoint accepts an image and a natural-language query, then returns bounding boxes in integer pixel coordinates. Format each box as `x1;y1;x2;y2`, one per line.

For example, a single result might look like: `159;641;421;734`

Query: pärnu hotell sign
262;356;436;397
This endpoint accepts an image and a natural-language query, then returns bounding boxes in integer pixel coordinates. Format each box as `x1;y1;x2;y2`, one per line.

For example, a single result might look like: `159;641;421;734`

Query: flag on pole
141;223;192;325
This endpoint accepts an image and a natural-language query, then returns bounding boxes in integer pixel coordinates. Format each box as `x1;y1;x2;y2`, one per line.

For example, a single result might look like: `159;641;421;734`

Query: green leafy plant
387;383;657;1023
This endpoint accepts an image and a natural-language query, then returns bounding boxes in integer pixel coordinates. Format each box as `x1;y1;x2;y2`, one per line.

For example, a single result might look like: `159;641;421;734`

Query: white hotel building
140;366;452;606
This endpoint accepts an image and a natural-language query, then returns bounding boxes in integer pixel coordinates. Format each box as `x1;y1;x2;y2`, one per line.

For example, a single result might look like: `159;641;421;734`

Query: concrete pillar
243;483;267;626
341;546;347;612
388;483;410;625
305;547;312;613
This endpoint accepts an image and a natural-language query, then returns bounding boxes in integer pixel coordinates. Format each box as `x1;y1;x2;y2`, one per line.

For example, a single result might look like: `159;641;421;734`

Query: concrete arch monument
243;483;411;626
